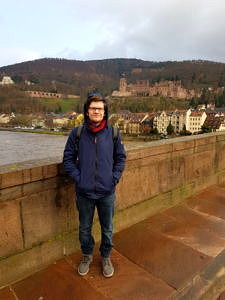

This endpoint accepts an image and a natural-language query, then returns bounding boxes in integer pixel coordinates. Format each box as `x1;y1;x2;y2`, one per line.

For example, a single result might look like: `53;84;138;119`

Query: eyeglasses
88;107;104;112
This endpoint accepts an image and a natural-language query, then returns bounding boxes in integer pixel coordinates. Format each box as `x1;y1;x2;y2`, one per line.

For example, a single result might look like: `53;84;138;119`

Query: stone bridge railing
1;132;225;286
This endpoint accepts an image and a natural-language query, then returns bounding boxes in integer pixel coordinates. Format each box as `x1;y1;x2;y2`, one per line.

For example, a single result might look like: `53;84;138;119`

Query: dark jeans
76;193;115;258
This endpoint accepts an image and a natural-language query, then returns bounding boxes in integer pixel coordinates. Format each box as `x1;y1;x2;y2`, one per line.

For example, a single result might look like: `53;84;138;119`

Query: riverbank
0;127;69;135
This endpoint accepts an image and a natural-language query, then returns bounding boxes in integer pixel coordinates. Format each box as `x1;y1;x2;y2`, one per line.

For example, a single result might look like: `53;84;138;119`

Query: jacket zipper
94;135;97;194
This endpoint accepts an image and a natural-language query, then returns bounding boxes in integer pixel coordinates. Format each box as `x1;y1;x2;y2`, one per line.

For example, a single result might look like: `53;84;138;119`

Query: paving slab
192;185;225;206
155;206;225;257
0;287;15;300
163;205;225;236
67;249;174;299
185;185;225;219
12;259;106;300
113;221;211;290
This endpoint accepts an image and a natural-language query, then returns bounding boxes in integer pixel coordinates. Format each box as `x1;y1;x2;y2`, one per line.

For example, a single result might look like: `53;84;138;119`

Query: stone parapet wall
1;133;225;286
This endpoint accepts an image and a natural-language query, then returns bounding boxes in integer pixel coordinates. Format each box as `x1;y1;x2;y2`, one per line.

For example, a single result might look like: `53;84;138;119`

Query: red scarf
88;119;106;133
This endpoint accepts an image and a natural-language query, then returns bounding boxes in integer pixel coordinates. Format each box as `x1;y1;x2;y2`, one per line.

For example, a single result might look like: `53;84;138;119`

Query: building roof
204;115;225;129
190;111;205;117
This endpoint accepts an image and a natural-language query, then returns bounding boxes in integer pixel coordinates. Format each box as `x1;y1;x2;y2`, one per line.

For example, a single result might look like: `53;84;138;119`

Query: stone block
216;134;225;142
30;166;43;181
194;141;215;154
172;139;195;152
195;135;216;146
42;163;58;179
23;177;59;196
22;168;31;183
215;141;225;171
148;143;173;156
171;147;194;159
184;153;195;182
158;158;170;193
63;230;79;255
21;189;68;248
169;155;186;190
194;173;218;193
0;185;22;202
0;239;64;287
117;162;159;209
0;170;23;189
193;151;214;179
126;143;172;161
0;200;24;258
22;180;44;196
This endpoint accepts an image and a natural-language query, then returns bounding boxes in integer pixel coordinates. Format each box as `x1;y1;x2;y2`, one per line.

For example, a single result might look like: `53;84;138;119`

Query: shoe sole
103;270;114;278
78;268;89;276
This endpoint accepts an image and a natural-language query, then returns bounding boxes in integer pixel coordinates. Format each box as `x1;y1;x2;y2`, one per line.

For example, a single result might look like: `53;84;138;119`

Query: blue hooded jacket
63;123;126;198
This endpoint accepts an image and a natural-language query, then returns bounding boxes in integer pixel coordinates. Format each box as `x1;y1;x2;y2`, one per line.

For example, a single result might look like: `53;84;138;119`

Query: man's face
88;101;105;124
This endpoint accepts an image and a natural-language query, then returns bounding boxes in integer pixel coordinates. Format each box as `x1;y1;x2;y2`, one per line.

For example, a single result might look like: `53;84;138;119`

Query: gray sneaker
102;257;114;277
78;254;93;276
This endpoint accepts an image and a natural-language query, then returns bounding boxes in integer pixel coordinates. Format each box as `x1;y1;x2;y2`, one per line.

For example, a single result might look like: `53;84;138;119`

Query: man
63;93;126;277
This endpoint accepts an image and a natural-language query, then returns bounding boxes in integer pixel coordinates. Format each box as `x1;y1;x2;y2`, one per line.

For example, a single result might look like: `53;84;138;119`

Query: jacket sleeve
112;130;126;185
63;129;80;183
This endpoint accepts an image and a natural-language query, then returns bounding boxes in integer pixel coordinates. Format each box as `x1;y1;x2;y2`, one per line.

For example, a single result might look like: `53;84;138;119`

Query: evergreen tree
167;122;174;135
201;124;212;133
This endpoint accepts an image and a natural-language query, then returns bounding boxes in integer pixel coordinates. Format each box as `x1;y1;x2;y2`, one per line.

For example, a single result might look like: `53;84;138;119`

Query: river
0;131;68;166
0;130;157;167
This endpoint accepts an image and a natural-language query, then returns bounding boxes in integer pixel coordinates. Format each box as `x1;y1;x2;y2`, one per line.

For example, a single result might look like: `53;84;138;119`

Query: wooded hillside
1;58;225;113
1;58;225;96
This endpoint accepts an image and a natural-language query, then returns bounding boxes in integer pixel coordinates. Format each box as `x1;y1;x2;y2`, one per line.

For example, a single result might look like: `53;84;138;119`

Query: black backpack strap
112;126;119;143
75;125;83;152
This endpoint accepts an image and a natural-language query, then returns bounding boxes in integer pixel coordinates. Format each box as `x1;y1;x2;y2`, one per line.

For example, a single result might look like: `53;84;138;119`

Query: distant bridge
25;90;79;99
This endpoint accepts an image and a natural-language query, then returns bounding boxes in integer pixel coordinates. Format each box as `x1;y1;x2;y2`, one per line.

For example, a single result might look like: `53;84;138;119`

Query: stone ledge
169;249;225;300
0;158;62;189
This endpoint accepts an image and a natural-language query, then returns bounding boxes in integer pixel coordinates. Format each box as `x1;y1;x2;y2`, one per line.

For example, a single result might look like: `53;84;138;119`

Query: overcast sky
1;0;225;67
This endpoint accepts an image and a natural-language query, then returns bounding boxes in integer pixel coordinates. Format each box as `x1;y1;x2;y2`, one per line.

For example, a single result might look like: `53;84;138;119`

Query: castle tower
119;77;127;93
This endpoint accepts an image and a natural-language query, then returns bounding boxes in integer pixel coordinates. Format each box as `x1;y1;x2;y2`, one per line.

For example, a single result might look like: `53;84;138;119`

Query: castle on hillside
112;77;201;99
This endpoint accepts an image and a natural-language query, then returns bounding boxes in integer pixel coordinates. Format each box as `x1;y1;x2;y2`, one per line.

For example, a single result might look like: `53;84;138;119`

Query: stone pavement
1;184;225;300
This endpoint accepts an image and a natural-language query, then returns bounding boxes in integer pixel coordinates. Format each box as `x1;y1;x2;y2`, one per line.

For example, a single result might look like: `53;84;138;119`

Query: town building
153;109;191;134
153;111;171;134
31;114;46;128
0;113;15;124
188;111;207;133
0;76;14;85
203;115;225;132
110;112;148;134
140;113;156;135
0;114;11;123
